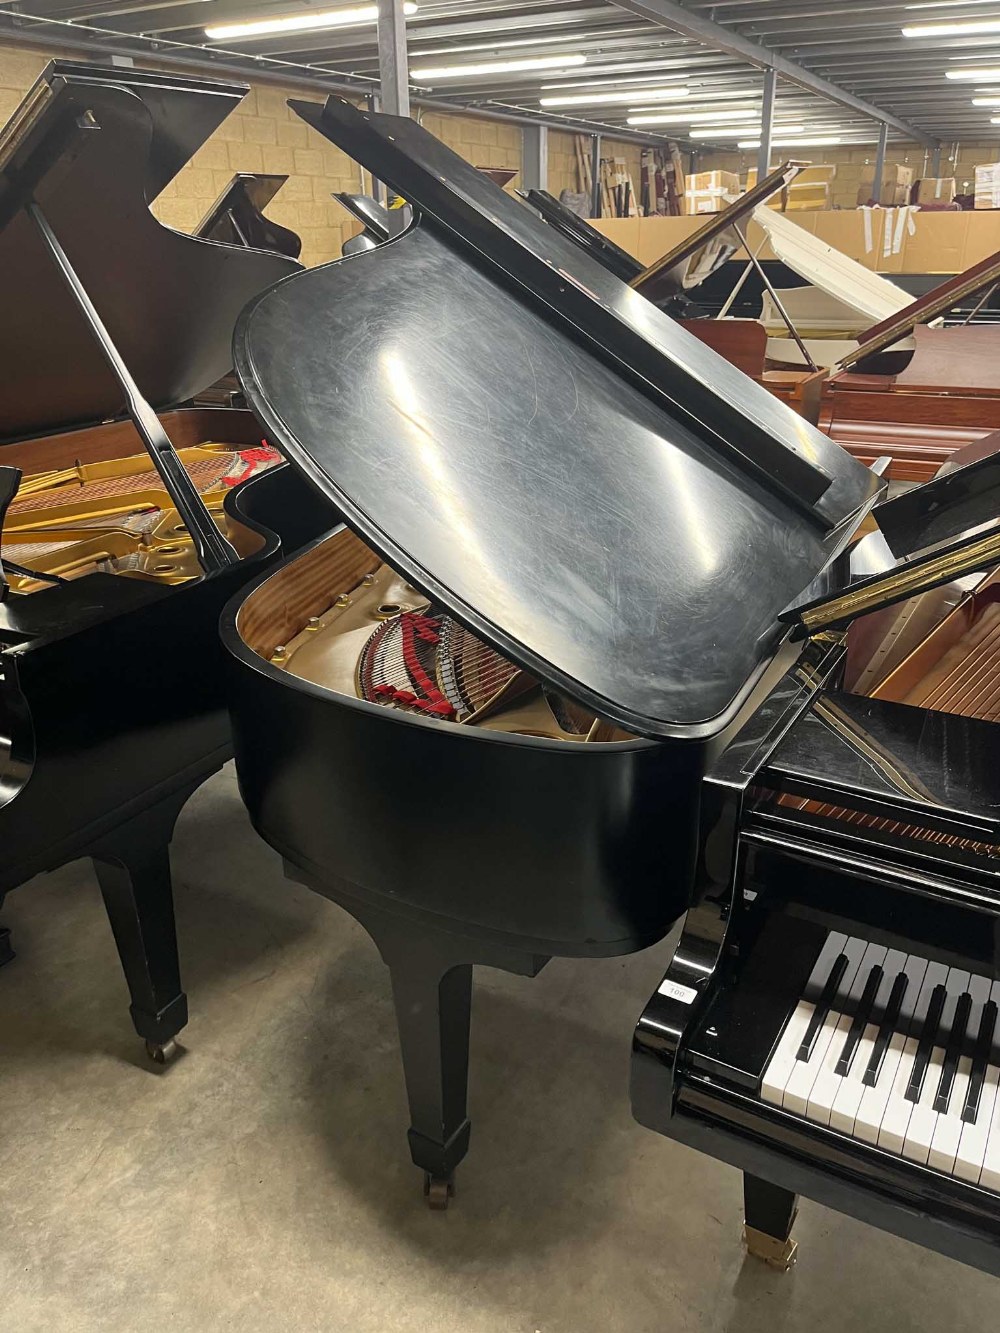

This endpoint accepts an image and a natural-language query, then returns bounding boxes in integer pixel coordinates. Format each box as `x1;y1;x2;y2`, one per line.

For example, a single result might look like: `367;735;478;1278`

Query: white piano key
784;1007;842;1116
878;1035;919;1154
902;1045;946;1164
978;1074;1000;1192
928;1057;973;1174
807;1012;853;1127
830;1022;879;1135
955;1065;1000;1185
856;1029;908;1145
761;1002;815;1106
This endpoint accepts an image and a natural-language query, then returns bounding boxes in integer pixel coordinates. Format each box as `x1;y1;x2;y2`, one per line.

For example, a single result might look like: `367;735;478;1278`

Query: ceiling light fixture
904;18;1000;36
205;3;415;40
692;124;805;140
412;54;586;80
624;112;694;126
738;136;843;148
946;67;1000;80
973;96;1000;104
540;85;688;107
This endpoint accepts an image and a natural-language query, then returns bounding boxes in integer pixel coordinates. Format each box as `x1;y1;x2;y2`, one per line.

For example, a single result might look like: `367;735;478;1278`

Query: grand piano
217;97;907;1208
0;63;334;1059
196;171;302;259
632;454;1000;1276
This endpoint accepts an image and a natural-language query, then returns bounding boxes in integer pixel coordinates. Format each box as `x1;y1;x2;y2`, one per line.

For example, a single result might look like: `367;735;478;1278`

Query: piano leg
90;785;197;1064
388;948;473;1210
743;1173;799;1271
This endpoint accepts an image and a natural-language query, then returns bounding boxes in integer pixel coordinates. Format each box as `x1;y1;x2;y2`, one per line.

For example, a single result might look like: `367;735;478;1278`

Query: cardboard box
813;209;883;270
747;163;836;211
975;162;1000;209
857;163;914;207
901;211;969;273
913;177;956;206
684;169;740;215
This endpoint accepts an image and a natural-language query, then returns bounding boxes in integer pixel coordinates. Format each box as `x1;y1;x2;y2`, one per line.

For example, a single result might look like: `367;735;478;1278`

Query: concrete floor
1;767;998;1333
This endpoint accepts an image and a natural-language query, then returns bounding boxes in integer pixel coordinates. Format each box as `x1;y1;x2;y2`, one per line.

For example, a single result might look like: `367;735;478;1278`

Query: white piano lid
752;205;912;326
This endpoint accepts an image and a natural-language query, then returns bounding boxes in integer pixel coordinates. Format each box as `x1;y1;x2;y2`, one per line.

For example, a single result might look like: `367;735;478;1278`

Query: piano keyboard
762;933;1000;1190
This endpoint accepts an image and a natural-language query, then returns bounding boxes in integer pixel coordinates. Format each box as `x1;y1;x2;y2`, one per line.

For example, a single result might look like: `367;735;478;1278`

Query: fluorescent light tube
412;54;586;79
206;3;415;40
624;113;695;126
691;125;804;140
973;96;1000;105
540;85;687;107
904;19;1000;36
738;137;842;148
946;67;1000;80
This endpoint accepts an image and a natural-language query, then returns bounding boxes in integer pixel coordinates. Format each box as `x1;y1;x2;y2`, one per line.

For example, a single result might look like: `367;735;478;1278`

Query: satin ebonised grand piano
213;97;929;1208
0;62;334;1059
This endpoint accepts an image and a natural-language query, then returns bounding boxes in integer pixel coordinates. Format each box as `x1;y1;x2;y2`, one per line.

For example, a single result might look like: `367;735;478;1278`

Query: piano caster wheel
743;1225;798;1272
145;1038;179;1065
423;1173;455;1211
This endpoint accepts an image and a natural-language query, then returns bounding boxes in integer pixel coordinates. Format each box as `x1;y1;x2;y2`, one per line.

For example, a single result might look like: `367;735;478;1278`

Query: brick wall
417;108;522;182
695;140;1000;209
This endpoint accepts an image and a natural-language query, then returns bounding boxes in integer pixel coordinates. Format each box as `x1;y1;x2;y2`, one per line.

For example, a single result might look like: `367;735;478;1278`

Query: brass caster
743;1225;798;1272
145;1038;179;1065
423;1172;455;1211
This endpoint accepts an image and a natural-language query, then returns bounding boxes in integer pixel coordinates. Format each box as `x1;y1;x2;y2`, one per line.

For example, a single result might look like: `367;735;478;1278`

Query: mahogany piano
219;97;886;1207
0;62;334;1059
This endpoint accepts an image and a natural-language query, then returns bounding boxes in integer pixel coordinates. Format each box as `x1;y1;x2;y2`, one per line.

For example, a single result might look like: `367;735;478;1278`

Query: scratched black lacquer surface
236;210;877;737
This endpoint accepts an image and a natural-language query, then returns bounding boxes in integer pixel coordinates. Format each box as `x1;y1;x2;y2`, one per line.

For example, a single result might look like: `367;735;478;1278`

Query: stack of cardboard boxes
683;169;740;214
746;164;838;210
857;163;913;207
975;163;1000;209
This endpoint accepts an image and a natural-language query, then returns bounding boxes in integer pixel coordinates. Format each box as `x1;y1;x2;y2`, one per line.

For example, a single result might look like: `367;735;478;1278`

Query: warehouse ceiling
5;0;1000;149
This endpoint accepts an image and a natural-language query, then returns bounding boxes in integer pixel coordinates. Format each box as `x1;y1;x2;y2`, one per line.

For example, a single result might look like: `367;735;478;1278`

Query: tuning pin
270;645;288;666
306;616;321;631
334;593;351;608
362;573;377;586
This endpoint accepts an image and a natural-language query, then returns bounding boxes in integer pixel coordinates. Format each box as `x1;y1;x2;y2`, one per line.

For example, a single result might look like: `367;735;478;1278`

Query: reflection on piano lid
0;62;336;1061
195;173;302;260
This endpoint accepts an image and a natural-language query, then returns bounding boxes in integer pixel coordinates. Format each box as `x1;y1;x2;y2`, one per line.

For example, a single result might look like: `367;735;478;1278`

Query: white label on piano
658;979;698;1005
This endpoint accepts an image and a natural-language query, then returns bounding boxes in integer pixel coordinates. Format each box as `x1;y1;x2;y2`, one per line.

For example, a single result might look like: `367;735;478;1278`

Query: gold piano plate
0;410;279;596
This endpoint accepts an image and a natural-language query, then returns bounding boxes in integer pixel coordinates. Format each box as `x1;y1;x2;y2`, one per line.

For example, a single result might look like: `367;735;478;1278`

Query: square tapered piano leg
743;1173;799;1270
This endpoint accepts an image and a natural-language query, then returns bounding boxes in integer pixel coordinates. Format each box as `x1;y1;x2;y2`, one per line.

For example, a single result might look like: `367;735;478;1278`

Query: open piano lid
751;205;912;328
0;62;299;440
234;97;882;741
196;172;302;259
519;189;643;283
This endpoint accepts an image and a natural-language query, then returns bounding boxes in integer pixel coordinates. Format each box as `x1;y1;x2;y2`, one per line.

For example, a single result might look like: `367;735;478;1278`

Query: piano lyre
0;62;335;1060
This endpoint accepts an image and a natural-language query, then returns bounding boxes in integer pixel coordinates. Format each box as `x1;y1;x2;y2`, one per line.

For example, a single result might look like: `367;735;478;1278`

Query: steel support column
590;135;602;218
757;68;776;186
872;122;888;206
377;0;410;119
521;124;548;193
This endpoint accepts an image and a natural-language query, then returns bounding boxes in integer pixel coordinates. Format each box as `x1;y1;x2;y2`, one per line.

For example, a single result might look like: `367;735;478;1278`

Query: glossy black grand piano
0;62;333;1059
219;97;892;1206
196;171;302;259
632;456;1000;1276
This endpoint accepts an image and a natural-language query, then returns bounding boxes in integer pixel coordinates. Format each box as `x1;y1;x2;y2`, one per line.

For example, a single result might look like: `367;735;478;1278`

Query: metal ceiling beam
610;0;938;145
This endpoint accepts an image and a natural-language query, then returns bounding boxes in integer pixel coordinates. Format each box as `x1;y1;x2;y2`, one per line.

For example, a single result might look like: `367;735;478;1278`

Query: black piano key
863;971;909;1087
906;984;947;1103
934;991;973;1114
963;1000;999;1124
796;952;849;1062
836;964;884;1076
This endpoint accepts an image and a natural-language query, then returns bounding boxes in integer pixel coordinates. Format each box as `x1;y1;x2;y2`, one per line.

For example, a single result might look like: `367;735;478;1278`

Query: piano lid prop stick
731;220;818;373
717;234;769;321
24;201;239;576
